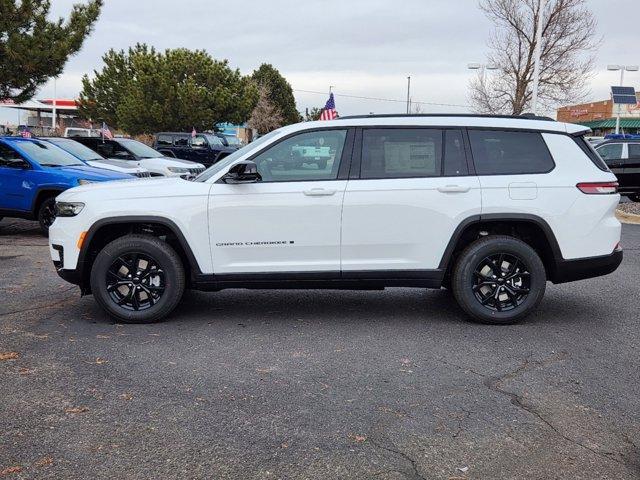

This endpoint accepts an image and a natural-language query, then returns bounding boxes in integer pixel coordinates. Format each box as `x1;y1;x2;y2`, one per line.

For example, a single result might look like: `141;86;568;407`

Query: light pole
607;64;639;134
531;0;547;116
406;76;411;114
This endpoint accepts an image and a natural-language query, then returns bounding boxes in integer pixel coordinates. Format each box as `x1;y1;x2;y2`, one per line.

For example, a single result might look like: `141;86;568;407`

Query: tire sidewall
90;236;184;323
453;237;546;324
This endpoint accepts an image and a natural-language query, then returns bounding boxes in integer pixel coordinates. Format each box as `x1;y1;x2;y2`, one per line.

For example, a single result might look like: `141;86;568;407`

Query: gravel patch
618;201;640;216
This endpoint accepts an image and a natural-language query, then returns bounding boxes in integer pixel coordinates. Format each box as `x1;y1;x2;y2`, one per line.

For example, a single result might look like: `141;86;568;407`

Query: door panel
341;127;481;271
210;181;347;273
209;128;350;274
624;143;640;190
341;177;481;271
0;145;33;212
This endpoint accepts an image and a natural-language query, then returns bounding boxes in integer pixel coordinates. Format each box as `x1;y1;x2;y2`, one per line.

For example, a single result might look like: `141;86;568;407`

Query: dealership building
556;93;640;135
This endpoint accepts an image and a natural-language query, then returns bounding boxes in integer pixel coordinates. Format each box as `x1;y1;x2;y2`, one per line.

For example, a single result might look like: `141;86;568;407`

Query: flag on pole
191;127;197;138
319;93;338;120
20;128;32;138
100;122;114;140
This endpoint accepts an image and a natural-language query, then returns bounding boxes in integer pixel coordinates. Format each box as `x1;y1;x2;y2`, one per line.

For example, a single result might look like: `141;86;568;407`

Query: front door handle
304;188;336;196
437;185;470;193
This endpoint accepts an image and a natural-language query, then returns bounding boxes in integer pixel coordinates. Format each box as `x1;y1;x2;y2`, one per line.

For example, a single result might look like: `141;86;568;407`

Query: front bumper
552;247;623;283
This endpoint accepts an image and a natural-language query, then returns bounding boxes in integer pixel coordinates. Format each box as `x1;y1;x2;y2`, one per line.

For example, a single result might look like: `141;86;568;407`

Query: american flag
101;122;114;140
191;127;197;138
20;129;32;138
320;93;338;120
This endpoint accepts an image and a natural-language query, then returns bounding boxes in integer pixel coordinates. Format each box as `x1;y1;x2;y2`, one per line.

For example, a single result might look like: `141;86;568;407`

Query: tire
451;235;546;325
90;234;185;323
37;197;57;235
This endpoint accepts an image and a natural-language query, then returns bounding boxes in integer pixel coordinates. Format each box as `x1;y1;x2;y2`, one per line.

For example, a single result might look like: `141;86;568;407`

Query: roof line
336;113;556;121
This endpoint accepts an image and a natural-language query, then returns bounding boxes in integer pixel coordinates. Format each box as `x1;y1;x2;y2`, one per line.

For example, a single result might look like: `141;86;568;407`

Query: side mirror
222;161;261;184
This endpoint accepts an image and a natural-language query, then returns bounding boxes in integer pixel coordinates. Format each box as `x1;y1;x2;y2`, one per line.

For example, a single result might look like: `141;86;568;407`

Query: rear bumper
552;247;623;284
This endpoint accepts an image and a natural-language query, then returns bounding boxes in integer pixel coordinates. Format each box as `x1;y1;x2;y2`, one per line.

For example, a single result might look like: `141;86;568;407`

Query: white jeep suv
49;115;623;324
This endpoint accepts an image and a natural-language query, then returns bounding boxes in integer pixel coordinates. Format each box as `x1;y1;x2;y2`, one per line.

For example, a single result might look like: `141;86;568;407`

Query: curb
616;209;640;225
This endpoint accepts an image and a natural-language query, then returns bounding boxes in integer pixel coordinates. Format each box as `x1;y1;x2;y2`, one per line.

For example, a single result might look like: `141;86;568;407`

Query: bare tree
469;0;600;115
248;85;284;135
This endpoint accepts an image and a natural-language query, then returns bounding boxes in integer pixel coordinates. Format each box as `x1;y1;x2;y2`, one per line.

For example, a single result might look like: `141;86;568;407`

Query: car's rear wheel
37;197;57;234
451;235;546;324
90;234;185;323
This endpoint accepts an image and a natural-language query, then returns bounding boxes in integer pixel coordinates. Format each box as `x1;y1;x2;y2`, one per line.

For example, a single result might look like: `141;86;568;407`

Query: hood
90;158;146;172
57;176;211;202
46;164;131;181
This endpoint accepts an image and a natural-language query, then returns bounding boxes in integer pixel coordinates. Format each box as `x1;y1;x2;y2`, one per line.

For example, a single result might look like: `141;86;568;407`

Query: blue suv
0;137;130;234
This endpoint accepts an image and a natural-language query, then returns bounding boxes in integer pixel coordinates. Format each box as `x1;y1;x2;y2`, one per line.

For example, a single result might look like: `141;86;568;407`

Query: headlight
167;167;190;173
55;202;85;217
78;179;94;185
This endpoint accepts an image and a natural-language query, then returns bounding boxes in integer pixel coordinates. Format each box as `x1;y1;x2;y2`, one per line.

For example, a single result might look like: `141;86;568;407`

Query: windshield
204;134;224;146
195;130;282;182
15;140;85;167
46;138;104;161
224;136;241;146
117;139;163;158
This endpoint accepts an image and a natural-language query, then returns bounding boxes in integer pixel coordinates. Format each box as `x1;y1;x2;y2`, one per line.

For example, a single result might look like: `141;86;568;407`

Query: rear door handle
303;188;336;196
437;185;470;193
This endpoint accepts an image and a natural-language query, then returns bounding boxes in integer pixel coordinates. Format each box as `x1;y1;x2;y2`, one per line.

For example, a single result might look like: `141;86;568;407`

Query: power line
293;88;471;109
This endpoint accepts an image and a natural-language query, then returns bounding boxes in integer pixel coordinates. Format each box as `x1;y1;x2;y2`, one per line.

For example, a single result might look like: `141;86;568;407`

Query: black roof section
337;113;555;121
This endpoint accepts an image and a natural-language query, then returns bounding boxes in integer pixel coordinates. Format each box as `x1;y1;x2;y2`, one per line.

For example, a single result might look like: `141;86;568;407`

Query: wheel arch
32;188;65;215
78;216;201;293
439;214;563;282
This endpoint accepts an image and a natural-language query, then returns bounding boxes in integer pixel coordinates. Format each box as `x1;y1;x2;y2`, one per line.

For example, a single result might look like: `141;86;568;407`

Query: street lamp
607;65;639;134
468;63;499;84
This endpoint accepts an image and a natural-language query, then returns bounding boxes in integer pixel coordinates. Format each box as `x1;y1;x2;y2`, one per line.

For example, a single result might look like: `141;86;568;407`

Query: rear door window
596;143;623;162
468;130;554;175
361;128;442;179
627;143;640;160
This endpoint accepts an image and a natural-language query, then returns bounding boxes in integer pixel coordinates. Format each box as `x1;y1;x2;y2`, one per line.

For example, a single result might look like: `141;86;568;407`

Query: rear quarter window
156;134;173;146
574;136;610;172
468;130;554;175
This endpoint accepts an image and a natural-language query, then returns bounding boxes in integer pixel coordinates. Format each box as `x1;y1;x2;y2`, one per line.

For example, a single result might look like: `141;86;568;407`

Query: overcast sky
3;0;639;124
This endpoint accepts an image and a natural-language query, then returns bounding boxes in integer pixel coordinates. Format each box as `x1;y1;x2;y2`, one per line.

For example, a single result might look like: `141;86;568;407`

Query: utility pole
406;76;411;114
531;0;546;116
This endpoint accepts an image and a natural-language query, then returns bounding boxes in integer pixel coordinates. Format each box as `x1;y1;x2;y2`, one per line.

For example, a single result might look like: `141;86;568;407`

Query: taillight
576;182;618;194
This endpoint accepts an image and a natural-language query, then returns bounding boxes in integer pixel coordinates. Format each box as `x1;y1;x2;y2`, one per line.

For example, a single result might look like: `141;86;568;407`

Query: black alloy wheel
472;253;531;312
38;198;57;234
451;235;546;325
106;252;165;311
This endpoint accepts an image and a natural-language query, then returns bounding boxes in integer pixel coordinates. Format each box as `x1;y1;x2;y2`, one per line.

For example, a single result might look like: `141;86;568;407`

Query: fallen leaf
281;442;288;449
349;434;366;443
89;357;107;365
120;393;133;401
35;457;53;467
18;367;33;376
65;406;88;414
0;352;19;361
0;466;22;476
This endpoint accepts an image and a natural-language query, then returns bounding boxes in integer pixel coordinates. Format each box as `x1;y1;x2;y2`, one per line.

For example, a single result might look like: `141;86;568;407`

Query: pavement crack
368;435;427;480
484;352;639;471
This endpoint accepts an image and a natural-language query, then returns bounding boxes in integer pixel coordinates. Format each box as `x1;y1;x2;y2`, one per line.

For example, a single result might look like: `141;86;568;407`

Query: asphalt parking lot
1;219;639;480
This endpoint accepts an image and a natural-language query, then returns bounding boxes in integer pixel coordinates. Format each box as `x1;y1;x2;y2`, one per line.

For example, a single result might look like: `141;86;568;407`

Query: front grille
134;171;151;178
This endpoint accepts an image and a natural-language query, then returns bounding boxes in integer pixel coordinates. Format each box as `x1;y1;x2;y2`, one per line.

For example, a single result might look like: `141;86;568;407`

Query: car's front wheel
451;235;546;325
37;197;57;234
90;234;185;323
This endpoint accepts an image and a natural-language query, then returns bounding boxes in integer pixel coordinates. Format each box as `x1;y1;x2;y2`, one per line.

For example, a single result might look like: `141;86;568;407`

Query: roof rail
336;113;556;121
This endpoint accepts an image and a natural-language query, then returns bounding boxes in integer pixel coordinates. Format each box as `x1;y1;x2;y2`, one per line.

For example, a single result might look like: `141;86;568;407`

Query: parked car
74;137;205;179
217;134;244;148
49;114;622;325
40;137;151;178
64;127;101;138
153;132;237;167
594;138;640;201
0;137;130;233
